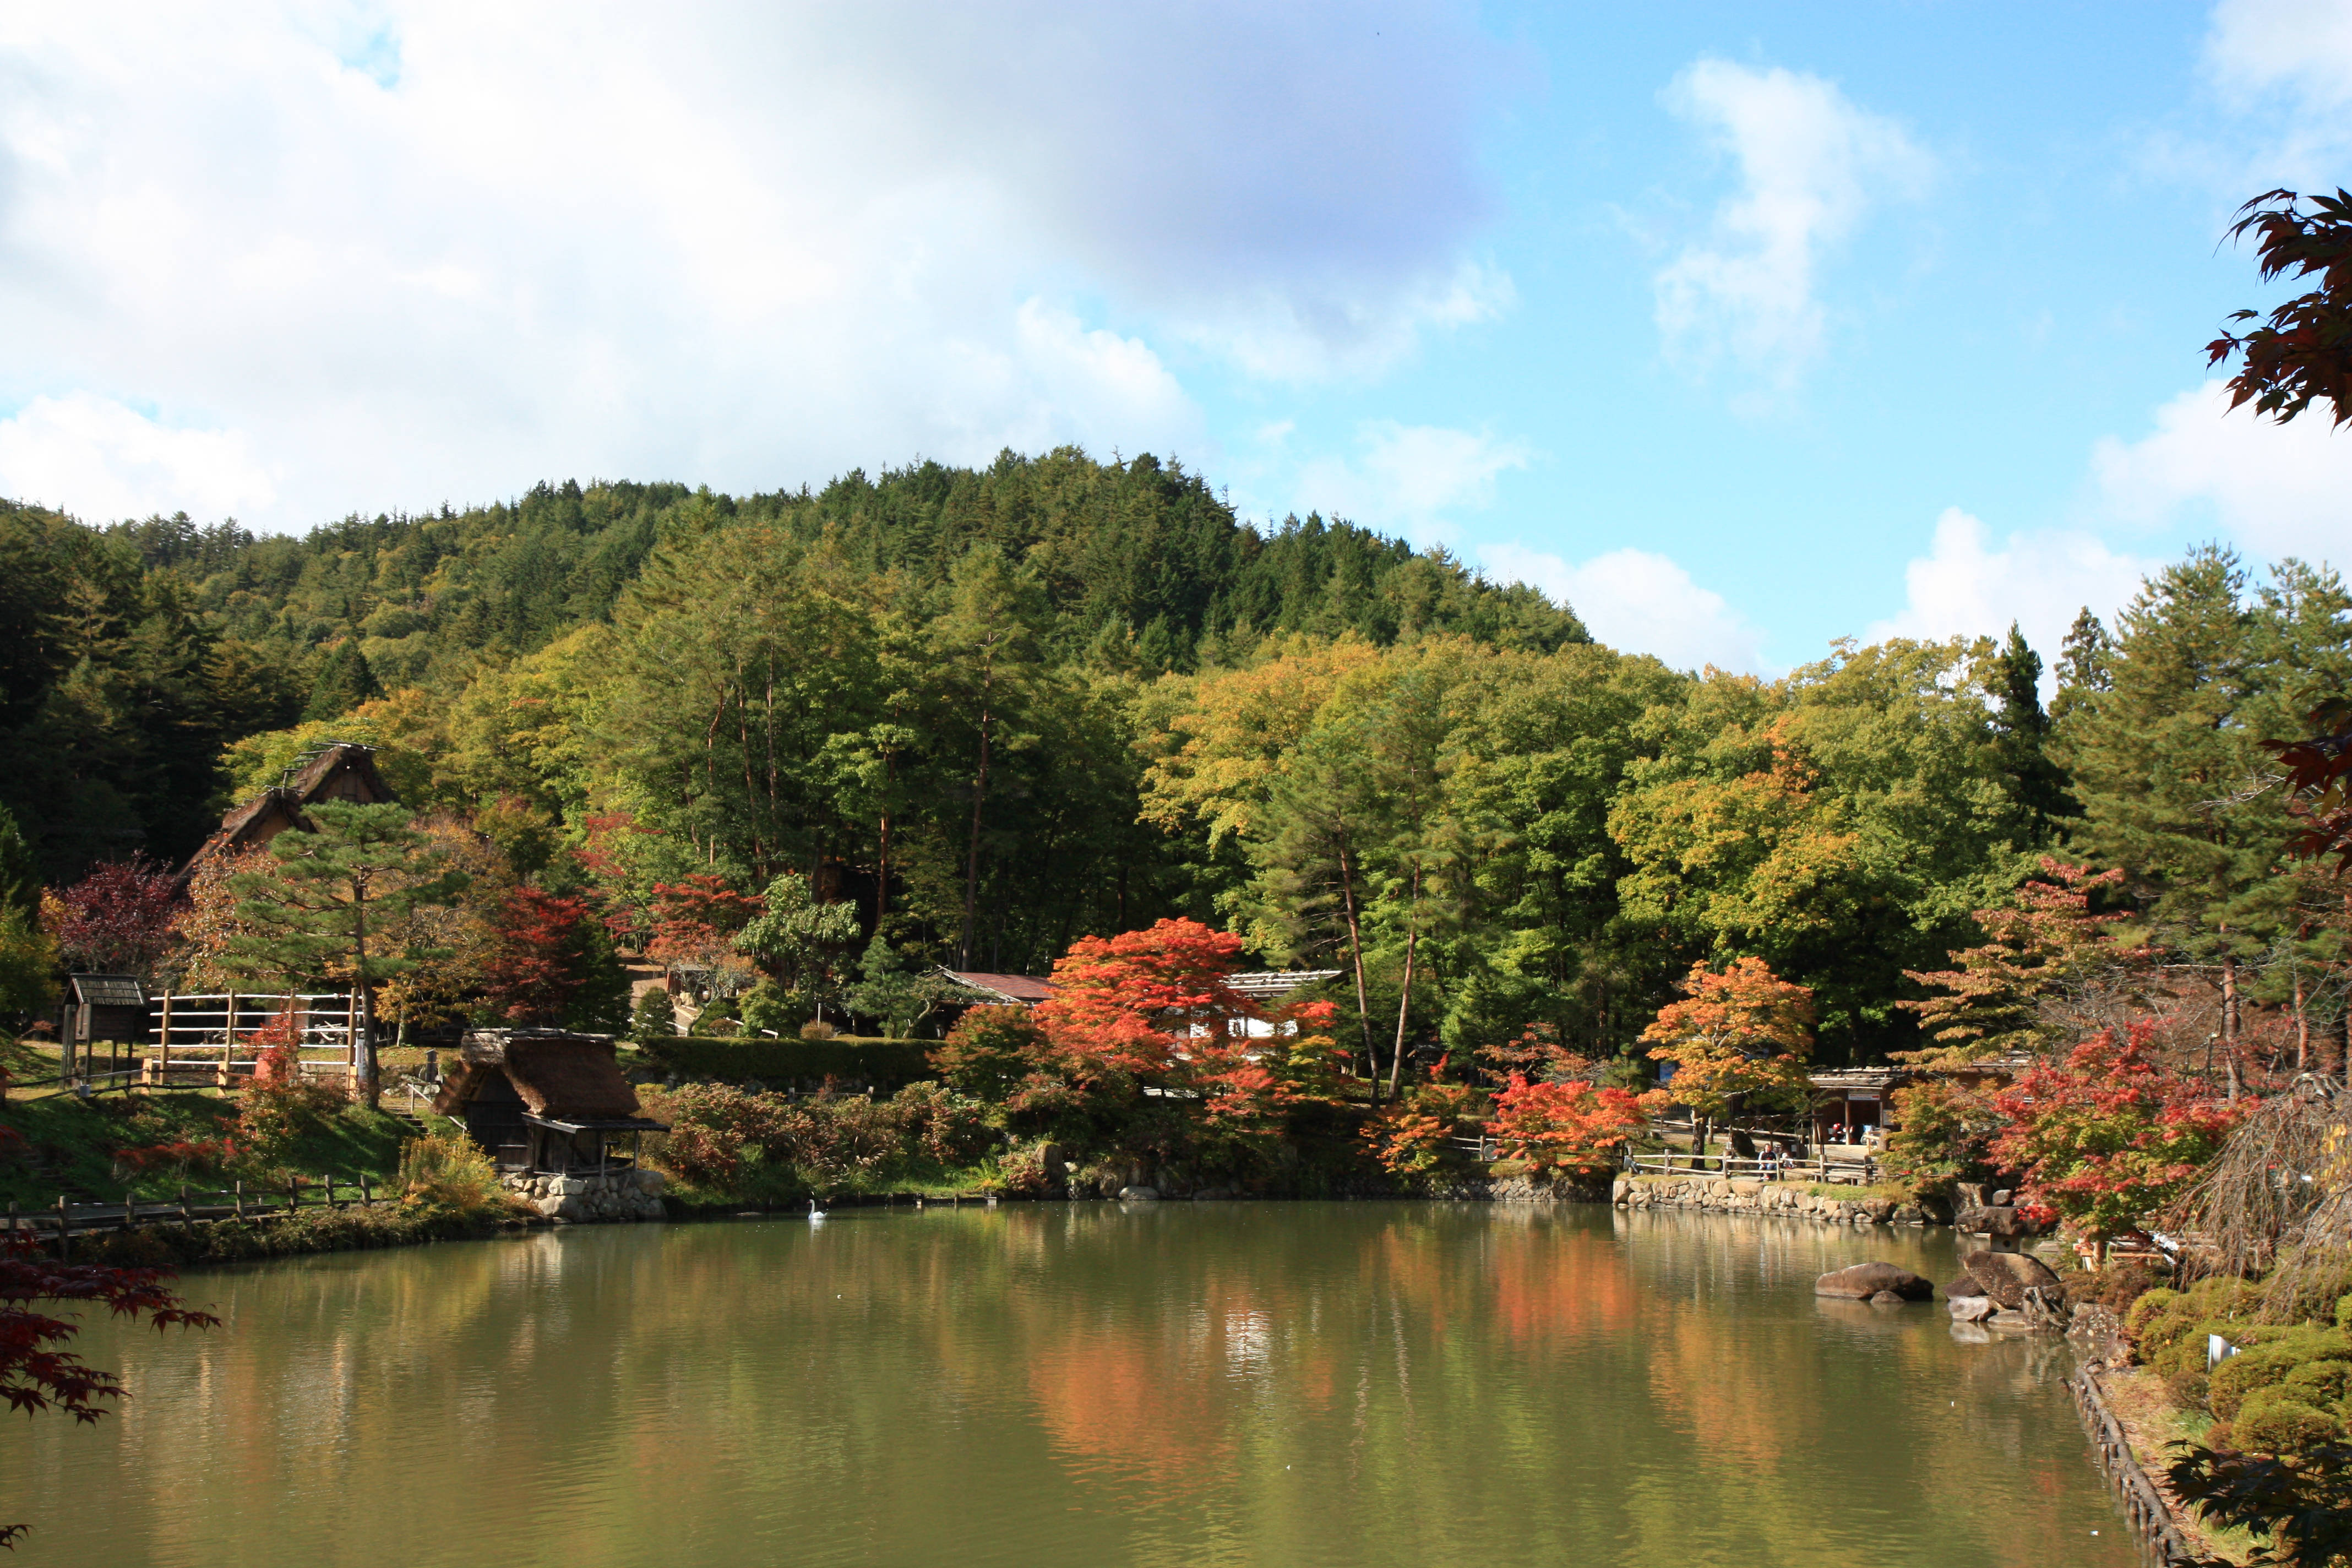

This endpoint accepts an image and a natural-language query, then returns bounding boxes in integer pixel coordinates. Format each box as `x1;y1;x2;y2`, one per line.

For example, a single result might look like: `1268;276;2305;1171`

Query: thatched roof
432;1030;641;1121
175;743;399;888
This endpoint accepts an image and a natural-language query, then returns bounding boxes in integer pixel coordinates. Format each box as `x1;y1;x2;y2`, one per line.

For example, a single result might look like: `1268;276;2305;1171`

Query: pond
2;1204;2139;1567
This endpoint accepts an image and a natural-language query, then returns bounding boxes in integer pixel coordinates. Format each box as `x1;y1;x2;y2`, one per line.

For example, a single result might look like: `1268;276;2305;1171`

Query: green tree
0;804;37;917
929;544;1045;967
734;872;862;1012
1986;623;2072;835
2055;548;2352;1091
225;803;469;1108
301;640;383;722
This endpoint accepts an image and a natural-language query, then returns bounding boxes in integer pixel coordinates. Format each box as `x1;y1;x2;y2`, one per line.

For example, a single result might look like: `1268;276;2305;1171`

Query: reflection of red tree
1485;1229;1636;1350
1026;1322;1234;1495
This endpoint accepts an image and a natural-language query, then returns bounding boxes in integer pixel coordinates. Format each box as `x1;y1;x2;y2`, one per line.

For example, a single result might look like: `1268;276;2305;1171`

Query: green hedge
631;1036;936;1090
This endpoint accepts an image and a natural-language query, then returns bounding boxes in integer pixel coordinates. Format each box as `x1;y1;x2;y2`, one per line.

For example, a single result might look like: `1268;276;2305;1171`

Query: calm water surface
3;1204;2139;1568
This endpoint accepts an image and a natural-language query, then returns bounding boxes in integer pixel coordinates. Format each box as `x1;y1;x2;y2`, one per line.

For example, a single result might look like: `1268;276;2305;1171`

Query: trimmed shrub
2212;1330;2352;1419
2230;1388;2345;1453
2285;1358;2352;1413
637;1036;934;1091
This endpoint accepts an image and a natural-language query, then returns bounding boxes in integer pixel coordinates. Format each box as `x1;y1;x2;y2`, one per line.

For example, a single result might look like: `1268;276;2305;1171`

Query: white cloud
1653;58;1929;393
2206;0;2352;176
1866;508;2159;666
0;393;276;521
2090;381;2352;562
1295;421;1532;542
1480;541;1767;673
0;3;1508;529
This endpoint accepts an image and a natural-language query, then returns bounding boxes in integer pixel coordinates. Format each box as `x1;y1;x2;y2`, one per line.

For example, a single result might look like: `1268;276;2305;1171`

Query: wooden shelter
175;742;398;888
63;973;146;1081
432;1029;666;1175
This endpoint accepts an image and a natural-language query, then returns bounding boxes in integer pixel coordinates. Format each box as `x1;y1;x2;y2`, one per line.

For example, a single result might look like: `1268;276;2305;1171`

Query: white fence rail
70;992;368;1090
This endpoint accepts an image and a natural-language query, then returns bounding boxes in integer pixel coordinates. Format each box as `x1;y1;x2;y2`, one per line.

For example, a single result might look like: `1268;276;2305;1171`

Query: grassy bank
73;1200;522;1270
0;1090;410;1207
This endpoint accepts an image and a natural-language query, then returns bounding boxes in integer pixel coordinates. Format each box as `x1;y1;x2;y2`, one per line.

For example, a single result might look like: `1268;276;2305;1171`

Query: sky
1;1;2348;675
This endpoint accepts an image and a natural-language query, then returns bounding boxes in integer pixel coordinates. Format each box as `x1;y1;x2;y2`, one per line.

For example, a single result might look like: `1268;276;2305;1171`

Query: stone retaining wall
503;1168;667;1223
1612;1174;1933;1228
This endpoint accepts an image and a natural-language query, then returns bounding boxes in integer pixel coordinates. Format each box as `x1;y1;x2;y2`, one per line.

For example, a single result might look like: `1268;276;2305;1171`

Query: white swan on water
809;1197;827;1223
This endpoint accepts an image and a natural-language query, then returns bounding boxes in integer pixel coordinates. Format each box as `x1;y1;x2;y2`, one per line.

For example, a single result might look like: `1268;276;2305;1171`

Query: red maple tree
643;874;763;968
45;857;183;976
1988;1022;2242;1260
482;886;606;1025
1034;917;1336;1145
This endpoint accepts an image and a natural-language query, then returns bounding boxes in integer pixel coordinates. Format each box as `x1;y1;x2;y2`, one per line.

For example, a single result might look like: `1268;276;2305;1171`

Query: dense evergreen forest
2;445;2345;1069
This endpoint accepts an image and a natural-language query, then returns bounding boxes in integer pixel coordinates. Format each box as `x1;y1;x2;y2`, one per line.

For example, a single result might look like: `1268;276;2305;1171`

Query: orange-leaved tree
1484;1076;1658;1178
1359;1057;1488;1176
1640;957;1815;1155
1035;918;1335;1158
1898;859;2150;1065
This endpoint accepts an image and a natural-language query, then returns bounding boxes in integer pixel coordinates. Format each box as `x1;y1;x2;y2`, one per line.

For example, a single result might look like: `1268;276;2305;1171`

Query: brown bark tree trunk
2222;952;2241;1102
959;667;994;970
1336;844;1378;1103
1386;863;1423;1103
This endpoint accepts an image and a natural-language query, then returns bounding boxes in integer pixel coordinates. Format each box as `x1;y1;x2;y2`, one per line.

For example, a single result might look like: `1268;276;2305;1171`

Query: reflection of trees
4;1208;2138;1567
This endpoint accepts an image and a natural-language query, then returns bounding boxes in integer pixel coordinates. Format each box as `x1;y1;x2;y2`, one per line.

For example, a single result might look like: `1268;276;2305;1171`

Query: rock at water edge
1815;1261;1936;1300
1961;1249;2065;1310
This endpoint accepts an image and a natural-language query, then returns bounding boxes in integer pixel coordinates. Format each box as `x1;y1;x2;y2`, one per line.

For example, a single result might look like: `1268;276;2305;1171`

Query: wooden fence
28;993;366;1093
5;1173;393;1256
1620;1150;1880;1184
143;992;362;1087
2069;1361;2204;1566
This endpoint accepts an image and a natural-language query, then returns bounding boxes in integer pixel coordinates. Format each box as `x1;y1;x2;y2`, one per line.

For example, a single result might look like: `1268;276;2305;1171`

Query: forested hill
105;449;1582;693
0;448;1580;875
9;445;2343;1071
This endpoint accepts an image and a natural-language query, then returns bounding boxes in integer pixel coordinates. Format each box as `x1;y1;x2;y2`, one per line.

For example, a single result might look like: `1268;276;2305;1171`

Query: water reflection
2;1205;2136;1568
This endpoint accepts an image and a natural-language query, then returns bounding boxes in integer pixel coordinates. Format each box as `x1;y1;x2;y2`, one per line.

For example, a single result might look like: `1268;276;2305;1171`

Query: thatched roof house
176;742;398;888
432;1028;665;1174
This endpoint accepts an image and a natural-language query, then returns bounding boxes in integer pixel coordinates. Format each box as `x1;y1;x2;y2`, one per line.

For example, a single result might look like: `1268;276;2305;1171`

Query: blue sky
1;2;2346;673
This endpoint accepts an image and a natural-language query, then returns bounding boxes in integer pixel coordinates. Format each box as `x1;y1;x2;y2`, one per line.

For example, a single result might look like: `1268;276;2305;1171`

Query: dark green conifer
302;641;382;722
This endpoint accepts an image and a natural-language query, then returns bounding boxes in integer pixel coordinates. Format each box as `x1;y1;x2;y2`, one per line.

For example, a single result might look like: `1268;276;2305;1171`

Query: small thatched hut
432;1028;666;1175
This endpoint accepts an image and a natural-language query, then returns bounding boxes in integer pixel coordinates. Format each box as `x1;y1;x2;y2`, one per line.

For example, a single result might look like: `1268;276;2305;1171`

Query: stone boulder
1119;1186;1161;1201
1943;1275;1985;1299
1957;1204;2033;1240
1949;1294;1997;1322
1869;1291;1909;1306
1815;1262;1935;1301
1960;1249;2066;1309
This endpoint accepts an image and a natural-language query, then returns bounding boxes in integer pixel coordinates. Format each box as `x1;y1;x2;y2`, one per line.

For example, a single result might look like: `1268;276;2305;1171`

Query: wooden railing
1621;1150;1879;1184
4;1173;392;1256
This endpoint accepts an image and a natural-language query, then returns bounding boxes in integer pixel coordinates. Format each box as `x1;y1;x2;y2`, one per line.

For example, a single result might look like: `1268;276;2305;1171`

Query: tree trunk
1336;844;1378;1103
2222;952;2241;1102
959;663;994;970
352;884;380;1111
2293;965;2311;1075
1386;862;1423;1102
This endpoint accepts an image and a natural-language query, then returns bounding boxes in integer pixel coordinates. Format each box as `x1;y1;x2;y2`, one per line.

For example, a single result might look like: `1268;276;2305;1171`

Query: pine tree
301;641;382;723
0;804;37;917
1987;623;2072;836
224;802;468;1108
2054;547;2352;1089
2050;607;2111;726
845;934;924;1037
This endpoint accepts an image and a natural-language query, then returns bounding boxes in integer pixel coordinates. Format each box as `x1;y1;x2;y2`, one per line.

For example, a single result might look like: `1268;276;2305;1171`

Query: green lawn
0;1088;412;1207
